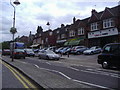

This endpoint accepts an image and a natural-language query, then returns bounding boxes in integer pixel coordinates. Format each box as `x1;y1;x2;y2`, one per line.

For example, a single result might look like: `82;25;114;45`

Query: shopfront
64;36;85;46
88;28;119;47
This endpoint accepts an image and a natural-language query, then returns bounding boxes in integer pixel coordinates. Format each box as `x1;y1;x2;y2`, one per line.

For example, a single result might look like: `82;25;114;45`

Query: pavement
1;56;92;89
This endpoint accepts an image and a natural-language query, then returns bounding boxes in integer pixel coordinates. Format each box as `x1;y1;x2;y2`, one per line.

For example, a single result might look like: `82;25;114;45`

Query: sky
1;0;120;42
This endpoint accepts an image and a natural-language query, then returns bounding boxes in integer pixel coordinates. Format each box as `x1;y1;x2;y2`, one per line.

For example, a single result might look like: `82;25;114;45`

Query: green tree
2;41;10;49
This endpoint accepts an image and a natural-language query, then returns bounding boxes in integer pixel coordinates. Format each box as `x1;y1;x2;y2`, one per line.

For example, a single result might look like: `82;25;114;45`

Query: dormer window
69;30;75;37
57;30;59;34
49;32;53;36
57;35;60;40
91;22;98;31
61;34;65;39
103;18;114;28
39;34;41;36
78;28;84;35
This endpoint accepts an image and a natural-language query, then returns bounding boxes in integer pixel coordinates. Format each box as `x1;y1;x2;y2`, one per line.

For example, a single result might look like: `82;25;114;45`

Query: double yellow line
0;60;38;90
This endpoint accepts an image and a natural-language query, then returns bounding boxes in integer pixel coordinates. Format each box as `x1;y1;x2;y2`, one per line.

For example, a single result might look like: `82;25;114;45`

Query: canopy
64;36;85;46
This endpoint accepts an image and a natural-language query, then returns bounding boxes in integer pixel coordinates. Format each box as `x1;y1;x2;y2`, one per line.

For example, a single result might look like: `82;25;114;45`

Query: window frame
91;22;98;31
103;18;114;28
78;28;84;35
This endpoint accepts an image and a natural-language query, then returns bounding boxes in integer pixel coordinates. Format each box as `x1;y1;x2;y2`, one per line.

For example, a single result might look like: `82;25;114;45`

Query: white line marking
34;64;40;68
68;67;79;71
46;62;51;65
35;67;71;79
58;72;71;80
33;65;113;89
72;79;114;90
86;69;120;78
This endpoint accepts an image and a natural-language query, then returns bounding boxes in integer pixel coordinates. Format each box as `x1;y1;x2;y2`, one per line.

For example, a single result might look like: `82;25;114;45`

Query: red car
2;49;10;55
10;49;26;59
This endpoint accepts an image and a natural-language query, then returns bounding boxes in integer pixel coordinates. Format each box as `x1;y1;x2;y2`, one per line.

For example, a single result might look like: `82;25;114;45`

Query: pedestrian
67;51;69;58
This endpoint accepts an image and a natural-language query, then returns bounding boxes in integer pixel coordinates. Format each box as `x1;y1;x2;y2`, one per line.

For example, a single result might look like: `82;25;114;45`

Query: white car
83;46;102;55
38;50;60;60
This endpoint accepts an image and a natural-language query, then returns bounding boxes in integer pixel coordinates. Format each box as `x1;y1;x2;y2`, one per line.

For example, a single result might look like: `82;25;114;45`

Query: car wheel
38;56;41;59
102;61;109;69
23;57;25;59
90;51;94;54
46;56;49;60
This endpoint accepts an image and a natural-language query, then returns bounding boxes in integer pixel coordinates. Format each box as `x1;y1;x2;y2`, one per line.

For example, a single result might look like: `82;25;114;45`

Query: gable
100;8;114;20
88;13;99;23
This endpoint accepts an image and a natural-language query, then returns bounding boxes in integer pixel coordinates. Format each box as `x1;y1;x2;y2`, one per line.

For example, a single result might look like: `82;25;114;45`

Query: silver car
83;46;102;55
38;50;60;60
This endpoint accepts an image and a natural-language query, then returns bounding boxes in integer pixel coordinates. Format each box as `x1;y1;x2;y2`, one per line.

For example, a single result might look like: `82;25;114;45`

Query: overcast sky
1;0;119;42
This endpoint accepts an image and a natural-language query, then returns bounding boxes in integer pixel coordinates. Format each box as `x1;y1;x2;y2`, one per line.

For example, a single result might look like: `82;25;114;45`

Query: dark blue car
97;43;120;69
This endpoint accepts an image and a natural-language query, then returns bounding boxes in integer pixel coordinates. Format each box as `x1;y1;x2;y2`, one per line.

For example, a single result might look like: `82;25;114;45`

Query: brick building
32;5;120;48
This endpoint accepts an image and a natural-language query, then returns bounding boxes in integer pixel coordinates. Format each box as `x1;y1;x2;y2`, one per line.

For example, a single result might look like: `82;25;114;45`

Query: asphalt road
1;60;41;89
1;61;25;88
10;55;120;89
2;55;120;89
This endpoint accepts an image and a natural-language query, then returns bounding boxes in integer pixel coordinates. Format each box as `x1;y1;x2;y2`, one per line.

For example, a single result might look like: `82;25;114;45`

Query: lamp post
10;0;20;62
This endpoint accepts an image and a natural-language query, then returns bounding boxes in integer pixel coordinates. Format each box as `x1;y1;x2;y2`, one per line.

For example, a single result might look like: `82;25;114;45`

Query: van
97;43;120;69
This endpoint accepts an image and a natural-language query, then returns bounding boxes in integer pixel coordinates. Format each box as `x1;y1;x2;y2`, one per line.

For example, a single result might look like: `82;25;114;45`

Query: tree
2;41;10;49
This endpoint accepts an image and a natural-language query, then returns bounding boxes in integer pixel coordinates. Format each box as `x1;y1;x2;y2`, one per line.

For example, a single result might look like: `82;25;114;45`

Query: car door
110;44;120;66
102;45;112;63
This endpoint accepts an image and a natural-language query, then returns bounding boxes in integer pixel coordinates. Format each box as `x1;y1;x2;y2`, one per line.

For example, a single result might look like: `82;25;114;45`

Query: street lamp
10;0;20;62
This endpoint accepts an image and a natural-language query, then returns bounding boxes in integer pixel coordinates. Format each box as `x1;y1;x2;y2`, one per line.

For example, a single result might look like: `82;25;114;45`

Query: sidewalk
1;56;91;89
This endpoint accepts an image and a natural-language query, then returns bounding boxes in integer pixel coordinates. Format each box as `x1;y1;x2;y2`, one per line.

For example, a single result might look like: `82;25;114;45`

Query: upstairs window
69;30;75;37
78;28;84;35
91;22;98;31
57;30;59;34
61;34;65;39
103;18;114;28
57;35;60;40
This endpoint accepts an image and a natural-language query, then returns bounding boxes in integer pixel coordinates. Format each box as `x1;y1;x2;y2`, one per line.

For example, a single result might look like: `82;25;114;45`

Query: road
2;55;120;89
1;60;42;89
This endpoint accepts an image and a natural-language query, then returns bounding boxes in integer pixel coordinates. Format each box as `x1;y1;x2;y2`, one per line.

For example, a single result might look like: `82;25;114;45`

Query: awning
68;39;80;46
64;36;85;46
30;44;40;48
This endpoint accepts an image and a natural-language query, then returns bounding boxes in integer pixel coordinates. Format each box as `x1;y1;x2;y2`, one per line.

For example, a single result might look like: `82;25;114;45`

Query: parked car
46;46;57;52
24;49;35;57
70;46;88;54
2;49;10;55
83;46;102;55
55;47;64;53
10;49;26;59
60;47;70;55
97;43;120;69
38;50;60;60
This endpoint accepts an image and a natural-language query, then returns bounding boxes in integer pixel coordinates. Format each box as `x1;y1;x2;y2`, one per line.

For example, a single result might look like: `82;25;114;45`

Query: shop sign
88;28;118;39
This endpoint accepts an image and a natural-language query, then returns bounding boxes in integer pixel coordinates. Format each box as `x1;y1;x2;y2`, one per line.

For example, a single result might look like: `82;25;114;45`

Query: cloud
1;0;119;42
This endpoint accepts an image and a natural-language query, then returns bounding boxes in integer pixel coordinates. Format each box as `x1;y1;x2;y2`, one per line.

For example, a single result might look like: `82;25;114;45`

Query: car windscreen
26;49;33;52
14;49;25;52
46;50;55;54
90;47;96;50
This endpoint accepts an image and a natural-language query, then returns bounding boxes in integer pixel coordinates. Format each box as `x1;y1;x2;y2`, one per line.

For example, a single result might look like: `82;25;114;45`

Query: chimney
73;17;76;24
91;9;97;14
61;24;64;28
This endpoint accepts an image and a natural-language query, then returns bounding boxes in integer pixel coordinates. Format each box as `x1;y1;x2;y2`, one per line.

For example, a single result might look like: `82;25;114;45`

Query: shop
88;28;119;47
